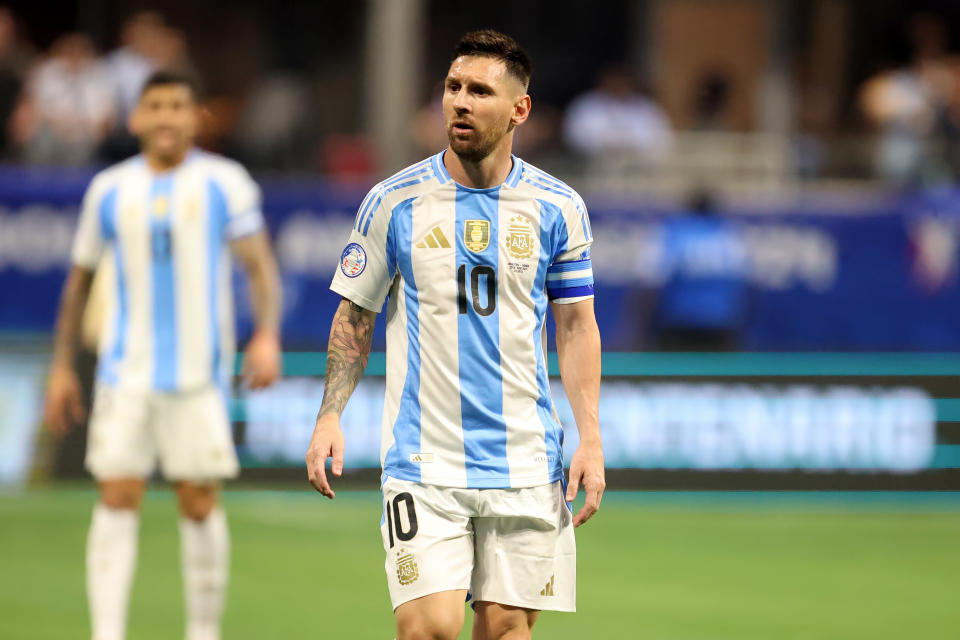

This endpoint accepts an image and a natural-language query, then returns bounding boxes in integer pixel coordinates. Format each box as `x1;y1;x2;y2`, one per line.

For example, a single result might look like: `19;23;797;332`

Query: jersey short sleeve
330;188;397;313
218;163;265;240
71;174;112;269
547;197;595;304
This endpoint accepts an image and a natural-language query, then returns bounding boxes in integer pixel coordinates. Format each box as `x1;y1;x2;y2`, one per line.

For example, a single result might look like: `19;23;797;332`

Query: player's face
130;84;198;162
443;55;528;162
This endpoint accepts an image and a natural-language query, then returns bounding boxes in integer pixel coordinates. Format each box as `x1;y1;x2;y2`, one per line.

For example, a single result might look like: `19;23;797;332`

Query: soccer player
43;70;282;640
306;30;603;639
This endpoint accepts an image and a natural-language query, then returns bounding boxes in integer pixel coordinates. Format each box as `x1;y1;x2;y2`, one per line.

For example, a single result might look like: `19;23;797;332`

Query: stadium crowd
0;5;959;186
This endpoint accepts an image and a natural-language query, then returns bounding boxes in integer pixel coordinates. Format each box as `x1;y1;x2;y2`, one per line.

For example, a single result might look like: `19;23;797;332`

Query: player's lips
451;121;474;134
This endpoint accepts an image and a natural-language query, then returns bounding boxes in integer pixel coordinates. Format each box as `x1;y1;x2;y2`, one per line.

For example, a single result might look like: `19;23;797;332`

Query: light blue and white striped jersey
331;151;594;489
71;150;264;392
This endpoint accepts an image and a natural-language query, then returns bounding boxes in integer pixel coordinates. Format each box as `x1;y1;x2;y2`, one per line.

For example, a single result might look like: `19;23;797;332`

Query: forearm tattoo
318;300;375;419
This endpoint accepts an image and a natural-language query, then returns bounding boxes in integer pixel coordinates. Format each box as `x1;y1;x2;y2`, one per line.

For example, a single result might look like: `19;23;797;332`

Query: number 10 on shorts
385;492;419;548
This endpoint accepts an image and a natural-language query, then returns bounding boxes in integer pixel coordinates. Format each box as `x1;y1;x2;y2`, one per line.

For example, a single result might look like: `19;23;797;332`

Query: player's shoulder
368;153;447;203
353;153;447;234
190;149;256;186
514;159;587;214
85;155;143;198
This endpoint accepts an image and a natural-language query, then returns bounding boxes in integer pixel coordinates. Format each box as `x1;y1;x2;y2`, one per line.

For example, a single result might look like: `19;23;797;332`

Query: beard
446;117;512;162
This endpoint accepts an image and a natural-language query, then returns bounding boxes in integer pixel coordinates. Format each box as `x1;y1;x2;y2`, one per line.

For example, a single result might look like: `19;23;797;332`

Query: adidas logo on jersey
539;575;555;597
415;226;451;249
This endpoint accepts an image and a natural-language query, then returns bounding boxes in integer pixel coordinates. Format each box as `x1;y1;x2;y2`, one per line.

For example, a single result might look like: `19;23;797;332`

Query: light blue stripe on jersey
455;186;509;487
535;199;564;477
207;179;228;386
383;198;422;482
150;174;177;389
99;188;122;385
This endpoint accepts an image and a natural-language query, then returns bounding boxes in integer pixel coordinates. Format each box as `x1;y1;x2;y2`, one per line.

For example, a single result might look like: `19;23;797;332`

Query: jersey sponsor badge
464;219;490;252
340;242;366;277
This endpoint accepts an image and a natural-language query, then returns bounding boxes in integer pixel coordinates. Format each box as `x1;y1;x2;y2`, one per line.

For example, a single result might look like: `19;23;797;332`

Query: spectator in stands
102;12;199;162
0;8;33;157
859;12;957;186
12;33;114;166
653;191;749;351
563;64;672;164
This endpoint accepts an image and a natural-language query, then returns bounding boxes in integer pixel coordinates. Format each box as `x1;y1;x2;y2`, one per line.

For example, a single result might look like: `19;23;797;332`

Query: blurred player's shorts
86;384;238;481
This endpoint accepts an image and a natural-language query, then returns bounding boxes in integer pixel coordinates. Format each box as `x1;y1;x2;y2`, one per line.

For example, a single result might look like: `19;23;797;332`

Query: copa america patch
340;242;366;278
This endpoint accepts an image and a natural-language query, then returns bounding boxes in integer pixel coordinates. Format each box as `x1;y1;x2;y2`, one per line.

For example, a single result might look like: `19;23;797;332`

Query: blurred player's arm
231;230;282;388
44;265;95;434
552;298;604;527
306;298;376;499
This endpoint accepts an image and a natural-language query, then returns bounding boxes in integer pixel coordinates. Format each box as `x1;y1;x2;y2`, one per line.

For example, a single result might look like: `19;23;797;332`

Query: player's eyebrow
446;75;497;94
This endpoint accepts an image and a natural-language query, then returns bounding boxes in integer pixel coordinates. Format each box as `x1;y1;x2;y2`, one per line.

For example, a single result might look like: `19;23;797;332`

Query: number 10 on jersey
457;264;497;316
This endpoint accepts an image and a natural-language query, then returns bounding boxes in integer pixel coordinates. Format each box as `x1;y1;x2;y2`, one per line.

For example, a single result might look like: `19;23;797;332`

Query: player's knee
396;607;463;640
176;484;218;522
99;480;144;510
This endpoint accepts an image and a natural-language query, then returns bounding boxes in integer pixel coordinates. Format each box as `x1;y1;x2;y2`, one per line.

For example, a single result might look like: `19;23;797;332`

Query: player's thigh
472;602;539;640
153;386;239;482
98;478;147;510
395;589;469;640
174;481;220;522
381;478;475;611
85;384;156;480
472;481;576;613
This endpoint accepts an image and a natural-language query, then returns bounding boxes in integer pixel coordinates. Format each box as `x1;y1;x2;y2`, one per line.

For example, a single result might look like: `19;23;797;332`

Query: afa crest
396;549;420;586
506;216;536;259
464;220;490;252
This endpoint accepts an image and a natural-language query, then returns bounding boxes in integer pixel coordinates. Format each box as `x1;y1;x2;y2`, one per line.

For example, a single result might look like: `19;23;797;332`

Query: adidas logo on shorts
539;574;555;597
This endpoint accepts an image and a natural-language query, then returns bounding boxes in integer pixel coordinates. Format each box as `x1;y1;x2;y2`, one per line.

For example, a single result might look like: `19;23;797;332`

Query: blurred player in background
306;30;603;640
43;70;282;640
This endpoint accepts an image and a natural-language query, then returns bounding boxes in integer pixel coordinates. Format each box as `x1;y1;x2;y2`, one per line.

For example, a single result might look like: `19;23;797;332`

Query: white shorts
85;383;239;482
380;477;576;613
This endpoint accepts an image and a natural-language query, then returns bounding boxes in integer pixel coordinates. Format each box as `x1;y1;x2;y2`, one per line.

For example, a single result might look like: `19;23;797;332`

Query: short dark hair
451;29;532;89
139;69;200;100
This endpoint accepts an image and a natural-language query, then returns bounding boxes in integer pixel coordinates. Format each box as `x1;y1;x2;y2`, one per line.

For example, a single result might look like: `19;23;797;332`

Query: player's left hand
242;330;281;389
566;437;605;527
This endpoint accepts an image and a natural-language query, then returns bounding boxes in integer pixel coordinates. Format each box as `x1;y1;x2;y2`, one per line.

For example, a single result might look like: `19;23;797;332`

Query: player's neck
444;141;514;189
144;148;191;173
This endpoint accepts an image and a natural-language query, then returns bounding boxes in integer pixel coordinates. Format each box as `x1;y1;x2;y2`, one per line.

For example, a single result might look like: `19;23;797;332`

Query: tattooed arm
306;298;377;498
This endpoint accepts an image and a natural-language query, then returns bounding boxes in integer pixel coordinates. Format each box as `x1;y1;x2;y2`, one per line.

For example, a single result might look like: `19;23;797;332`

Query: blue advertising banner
0;166;958;350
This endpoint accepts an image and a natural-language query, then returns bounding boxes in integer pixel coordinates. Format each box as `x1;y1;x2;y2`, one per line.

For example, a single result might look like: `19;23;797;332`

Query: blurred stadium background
1;0;959;638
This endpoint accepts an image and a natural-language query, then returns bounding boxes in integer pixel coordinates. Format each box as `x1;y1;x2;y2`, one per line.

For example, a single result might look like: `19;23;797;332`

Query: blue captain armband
546;257;594;302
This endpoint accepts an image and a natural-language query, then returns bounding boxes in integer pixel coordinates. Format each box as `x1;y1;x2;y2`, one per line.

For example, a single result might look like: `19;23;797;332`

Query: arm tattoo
317;299;375;419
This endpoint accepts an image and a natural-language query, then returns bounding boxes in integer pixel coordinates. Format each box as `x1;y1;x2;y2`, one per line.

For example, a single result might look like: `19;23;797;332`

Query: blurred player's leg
159;387;238;640
176;483;228;640
87;479;145;640
85;385;153;640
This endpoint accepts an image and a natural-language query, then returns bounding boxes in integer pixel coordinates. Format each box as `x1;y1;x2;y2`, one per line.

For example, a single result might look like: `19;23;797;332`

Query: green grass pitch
1;488;958;639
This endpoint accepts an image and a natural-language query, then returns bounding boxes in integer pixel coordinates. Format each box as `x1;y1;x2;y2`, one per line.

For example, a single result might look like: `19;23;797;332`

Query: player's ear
512;94;531;126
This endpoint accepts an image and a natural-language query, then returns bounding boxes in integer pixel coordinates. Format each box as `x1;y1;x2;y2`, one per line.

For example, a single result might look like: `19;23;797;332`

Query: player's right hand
306;413;345;499
43;365;85;436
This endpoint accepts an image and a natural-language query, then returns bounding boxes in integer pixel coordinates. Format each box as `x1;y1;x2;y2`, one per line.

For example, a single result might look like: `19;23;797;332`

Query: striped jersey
331;151;594;489
71;150;264;392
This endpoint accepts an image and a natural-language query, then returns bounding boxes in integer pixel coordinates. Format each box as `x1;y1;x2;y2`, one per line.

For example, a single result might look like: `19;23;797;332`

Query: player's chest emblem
152;195;169;219
464;219;490;253
395;548;420;585
505;215;536;260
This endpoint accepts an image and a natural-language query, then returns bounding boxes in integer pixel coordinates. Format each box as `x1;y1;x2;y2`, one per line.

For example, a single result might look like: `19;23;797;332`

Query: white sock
179;507;229;640
87;503;139;640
